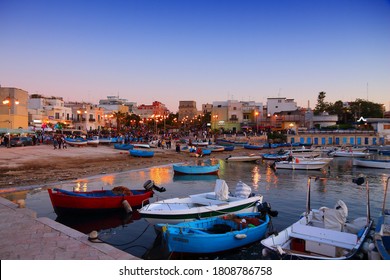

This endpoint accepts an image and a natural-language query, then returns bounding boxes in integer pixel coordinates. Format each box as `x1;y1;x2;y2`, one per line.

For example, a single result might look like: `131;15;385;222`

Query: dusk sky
1;0;389;112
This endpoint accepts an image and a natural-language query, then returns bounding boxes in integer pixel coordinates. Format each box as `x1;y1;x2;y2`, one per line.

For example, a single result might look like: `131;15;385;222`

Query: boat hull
225;155;262;162
173;164;219;175
64;138;88;146
114;143;134;150
48;188;153;216
353;159;390;169
139;193;262;225
374;214;390;260
160;213;269;253
275;161;328;170
261;210;373;260
129;149;154;157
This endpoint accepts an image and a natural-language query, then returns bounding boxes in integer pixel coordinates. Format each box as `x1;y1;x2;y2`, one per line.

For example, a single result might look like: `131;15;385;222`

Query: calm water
3;153;390;259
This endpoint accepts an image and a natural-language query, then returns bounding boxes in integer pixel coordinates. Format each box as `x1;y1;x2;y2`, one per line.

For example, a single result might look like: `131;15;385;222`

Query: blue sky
1;0;389;112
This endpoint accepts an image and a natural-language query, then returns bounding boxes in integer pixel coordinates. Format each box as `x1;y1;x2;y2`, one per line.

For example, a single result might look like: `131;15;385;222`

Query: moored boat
353;158;390;169
208;145;225;152
87;136;99;146
138;179;263;225
114;143;134;150
374;176;390;260
244;144;263;150
64;137;88;147
329;150;369;158
47;180;165;216
159;212;270;253
172;161;220;175
225;154;262;162
261;176;373;260
262;150;290;160
129;149;154;157
273;159;329;170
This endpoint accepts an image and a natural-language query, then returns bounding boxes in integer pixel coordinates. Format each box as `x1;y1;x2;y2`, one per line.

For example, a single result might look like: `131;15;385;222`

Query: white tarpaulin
323;200;348;231
214;179;229;201
235;180;252;198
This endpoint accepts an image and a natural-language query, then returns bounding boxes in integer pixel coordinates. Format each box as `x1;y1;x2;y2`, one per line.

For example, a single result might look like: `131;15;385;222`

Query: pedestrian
53;137;58;149
175;142;180;153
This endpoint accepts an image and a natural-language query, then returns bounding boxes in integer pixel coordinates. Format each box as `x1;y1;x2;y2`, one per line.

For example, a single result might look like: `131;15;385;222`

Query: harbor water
3;155;390;259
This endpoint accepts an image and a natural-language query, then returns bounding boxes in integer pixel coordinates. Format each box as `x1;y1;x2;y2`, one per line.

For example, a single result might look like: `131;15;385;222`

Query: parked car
10;137;33;147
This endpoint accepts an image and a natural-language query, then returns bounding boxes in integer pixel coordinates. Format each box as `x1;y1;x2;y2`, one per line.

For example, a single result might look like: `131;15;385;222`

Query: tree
113;111;126;132
313;91;329;115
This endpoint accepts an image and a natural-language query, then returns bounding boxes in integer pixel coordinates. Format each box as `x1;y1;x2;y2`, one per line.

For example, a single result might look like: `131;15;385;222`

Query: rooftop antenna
366;82;368;100
278;88;281;97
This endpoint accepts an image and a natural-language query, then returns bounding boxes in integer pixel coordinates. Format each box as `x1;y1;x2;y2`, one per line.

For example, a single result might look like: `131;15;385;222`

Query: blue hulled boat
129;149;154;157
159;212;270;253
374;176;390;260
173;162;220;175
114;143;134;150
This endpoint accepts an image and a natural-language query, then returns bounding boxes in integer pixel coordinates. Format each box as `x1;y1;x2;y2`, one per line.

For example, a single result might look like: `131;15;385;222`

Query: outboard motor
257;201;278;218
143;180;166;192
352;177;365;186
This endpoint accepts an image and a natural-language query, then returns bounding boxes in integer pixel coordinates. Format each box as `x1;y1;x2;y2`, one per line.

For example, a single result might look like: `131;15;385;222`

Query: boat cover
235;180;252;199
323;200;348;231
214;179;229;200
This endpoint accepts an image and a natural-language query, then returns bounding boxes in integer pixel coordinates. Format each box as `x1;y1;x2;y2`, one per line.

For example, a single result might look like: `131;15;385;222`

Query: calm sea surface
3;153;390;259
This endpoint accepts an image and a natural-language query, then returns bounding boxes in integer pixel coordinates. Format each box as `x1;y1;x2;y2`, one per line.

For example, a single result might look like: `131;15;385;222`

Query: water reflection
2;155;389;259
172;174;219;182
56;211;140;234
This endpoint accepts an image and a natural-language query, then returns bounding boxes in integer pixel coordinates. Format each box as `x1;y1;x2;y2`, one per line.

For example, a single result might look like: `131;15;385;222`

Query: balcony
89;118;96;122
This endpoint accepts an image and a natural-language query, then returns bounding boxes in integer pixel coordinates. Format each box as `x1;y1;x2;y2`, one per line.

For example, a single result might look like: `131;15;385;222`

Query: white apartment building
98;96;132;114
28;94;72;129
267;97;298;116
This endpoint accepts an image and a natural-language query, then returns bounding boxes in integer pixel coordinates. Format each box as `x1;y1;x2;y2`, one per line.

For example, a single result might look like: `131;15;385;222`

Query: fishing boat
98;137;112;144
353;158;390;169
225;154;262;162
223;145;235;151
138;179;263;225
191;141;209;147
47;180;165;216
243;144;263;150
261;176;373;260
262;150;290;160
374;176;390;260
132;143;151;149
273;158;329;170
87;136;99;146
159;212;270;254
329;149;368;158
129;149;154;157
172;161;220;175
286;147;321;158
114;143;134;150
64;137;88;147
208;145;225;152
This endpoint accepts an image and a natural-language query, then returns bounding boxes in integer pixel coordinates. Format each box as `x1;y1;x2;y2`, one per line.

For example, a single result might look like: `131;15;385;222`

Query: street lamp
255;111;259;133
2;96;19;148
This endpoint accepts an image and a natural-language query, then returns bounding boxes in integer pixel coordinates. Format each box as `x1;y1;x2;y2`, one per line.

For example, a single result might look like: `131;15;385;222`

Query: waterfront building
135;101;169;123
287;130;381;146
267;97;298;116
65;102;106;132
28;94;72;130
178;101;198;121
98;96;132;114
201;103;213;115
0;87;29;130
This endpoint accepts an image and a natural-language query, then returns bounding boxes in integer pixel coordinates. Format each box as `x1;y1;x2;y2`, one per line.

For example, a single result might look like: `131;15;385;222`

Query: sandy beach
0;143;259;190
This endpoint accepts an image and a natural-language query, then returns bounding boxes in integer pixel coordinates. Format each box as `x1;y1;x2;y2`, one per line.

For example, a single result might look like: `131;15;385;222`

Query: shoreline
0;143;264;191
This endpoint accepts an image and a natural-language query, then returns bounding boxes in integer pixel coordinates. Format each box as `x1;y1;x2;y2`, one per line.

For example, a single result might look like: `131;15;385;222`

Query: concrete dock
0;197;139;260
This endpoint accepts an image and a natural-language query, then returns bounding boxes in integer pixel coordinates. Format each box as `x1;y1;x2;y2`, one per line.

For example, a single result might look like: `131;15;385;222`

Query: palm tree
112;111;126;132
